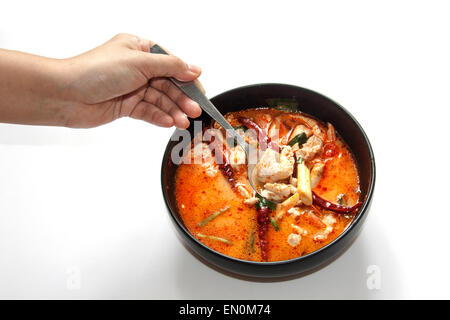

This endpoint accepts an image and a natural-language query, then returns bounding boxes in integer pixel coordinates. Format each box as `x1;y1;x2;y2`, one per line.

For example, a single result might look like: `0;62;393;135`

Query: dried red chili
207;135;236;188
237;117;279;151
312;191;361;214
256;206;271;261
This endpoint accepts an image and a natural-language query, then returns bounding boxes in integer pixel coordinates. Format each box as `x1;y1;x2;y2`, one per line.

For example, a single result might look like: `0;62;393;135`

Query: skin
0;33;203;129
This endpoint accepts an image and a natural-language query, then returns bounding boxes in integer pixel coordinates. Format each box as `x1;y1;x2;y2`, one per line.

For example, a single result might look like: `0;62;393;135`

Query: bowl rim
161;82;376;266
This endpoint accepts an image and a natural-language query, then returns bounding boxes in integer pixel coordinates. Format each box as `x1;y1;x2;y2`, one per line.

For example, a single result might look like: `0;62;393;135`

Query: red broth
175;108;360;262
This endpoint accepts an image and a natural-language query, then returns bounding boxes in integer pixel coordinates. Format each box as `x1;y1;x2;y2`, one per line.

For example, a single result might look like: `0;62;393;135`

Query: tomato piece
323;142;338;157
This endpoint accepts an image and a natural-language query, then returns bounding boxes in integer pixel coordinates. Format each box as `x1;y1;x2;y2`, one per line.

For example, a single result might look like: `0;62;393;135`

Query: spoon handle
150;44;248;151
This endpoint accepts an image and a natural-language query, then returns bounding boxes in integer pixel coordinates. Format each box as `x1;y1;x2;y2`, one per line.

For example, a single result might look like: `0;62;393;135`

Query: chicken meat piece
262;182;297;202
255;146;295;183
228;145;246;169
295;135;323;161
287;207;302;216
244;197;259;205
292;224;307;235
261;189;281;202
287;233;301;247
236;183;251;198
314;214;337;242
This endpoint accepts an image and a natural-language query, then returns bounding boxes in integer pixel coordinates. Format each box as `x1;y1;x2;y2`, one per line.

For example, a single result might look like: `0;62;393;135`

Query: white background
0;0;449;299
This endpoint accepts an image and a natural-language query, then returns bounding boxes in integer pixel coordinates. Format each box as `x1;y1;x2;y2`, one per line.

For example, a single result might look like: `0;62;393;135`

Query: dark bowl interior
161;83;375;279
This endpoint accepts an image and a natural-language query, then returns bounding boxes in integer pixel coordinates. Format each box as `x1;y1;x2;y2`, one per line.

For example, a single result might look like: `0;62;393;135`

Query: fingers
136;37;153;53
135;50;201;82
110;33;154;53
144;86;191;129
150;78;202;119
112;34;201;81
109;33;204;129
128;101;174;127
122;81;200;129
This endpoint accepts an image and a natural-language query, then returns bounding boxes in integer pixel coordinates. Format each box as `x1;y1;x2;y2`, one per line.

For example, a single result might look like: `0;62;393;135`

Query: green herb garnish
249;232;255;253
197;233;231;245
270;217;279;231
256;193;276;210
337;194;347;206
297;156;304;164
233;125;248;132
197;206;230;227
266;98;299;112
288;132;308;147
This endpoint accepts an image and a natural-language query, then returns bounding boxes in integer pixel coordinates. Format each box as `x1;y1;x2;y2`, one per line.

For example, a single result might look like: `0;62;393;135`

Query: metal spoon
150;44;265;199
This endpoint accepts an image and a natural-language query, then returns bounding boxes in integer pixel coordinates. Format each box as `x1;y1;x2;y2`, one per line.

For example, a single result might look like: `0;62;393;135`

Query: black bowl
161;83;375;279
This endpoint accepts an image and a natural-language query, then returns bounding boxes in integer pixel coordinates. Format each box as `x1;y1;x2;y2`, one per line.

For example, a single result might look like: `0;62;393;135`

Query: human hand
59;33;203;129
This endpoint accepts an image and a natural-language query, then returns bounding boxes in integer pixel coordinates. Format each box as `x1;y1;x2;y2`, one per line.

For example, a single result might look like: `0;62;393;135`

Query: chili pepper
312;191;361;214
237;117;279;151
256;206;271;261
207;135;236;187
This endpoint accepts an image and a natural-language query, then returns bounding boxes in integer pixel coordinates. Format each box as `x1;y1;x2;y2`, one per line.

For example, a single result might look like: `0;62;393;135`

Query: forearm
0;49;69;126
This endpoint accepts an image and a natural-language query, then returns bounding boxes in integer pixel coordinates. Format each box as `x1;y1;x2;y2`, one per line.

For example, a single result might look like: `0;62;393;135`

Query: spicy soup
175;108;360;262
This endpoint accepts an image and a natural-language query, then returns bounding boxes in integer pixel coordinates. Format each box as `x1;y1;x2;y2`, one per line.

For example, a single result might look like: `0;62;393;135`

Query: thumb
136;51;201;81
